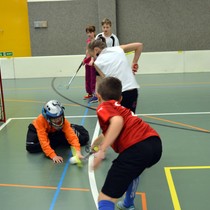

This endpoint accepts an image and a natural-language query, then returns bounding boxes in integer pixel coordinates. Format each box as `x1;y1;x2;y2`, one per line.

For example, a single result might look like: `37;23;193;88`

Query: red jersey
97;100;160;153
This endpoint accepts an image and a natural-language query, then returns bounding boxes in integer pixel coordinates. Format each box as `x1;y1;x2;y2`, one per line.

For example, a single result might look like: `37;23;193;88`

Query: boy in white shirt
96;18;120;47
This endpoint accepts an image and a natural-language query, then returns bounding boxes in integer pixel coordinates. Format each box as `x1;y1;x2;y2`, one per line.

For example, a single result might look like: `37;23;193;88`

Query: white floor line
0;118;12;131
137;111;210;116
3;111;210;122
88;120;100;209
4;115;97;120
2;109;208;130
1;111;209;130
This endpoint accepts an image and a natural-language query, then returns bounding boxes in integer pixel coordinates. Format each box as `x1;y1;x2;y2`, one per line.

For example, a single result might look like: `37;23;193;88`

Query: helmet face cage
50;115;64;129
42;100;65;129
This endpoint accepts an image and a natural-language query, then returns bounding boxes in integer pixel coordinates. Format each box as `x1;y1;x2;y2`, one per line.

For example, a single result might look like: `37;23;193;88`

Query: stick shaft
83;151;94;160
66;61;83;89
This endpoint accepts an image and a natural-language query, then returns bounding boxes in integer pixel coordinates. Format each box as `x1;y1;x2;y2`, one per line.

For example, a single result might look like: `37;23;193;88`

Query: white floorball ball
69;156;77;164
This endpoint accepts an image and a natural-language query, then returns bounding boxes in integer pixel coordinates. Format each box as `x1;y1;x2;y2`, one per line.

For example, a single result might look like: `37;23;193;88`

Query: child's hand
88;59;94;66
91;134;104;149
132;63;139;74
83;56;91;65
52;155;63;164
76;150;84;159
90;144;99;152
92;150;105;170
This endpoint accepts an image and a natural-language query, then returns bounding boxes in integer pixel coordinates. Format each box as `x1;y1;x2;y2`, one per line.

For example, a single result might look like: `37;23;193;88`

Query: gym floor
0;72;210;210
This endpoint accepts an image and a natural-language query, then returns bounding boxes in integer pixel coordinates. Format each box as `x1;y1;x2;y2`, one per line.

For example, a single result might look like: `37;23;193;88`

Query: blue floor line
49;152;72;210
49;105;90;210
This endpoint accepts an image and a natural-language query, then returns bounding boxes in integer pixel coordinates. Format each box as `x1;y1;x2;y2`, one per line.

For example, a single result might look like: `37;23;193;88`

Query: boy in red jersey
92;77;162;210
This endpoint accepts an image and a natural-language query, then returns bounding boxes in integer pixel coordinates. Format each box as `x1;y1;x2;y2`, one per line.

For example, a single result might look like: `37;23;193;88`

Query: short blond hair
101;18;112;26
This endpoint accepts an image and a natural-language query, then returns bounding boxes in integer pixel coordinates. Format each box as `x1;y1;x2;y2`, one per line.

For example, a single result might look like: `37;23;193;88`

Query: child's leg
26;124;42;153
48;130;68;148
90;66;96;94
98;200;115;210
121;89;138;114
85;65;92;95
123;176;139;207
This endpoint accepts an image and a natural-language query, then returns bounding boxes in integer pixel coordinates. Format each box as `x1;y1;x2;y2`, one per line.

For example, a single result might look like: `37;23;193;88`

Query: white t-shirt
96;33;119;47
94;46;140;92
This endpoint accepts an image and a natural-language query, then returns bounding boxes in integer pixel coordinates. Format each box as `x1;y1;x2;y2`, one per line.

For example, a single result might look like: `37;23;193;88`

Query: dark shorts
101;136;162;198
26;124;69;153
121;88;138;113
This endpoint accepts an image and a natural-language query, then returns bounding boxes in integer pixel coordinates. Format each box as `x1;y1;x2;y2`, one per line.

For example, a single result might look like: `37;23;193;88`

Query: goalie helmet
42;100;65;129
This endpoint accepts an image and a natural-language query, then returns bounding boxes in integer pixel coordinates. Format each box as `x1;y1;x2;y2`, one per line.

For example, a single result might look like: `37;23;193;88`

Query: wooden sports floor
0;72;210;210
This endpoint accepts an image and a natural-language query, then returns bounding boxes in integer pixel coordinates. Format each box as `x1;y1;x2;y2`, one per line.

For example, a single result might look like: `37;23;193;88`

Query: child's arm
88;57;95;66
121;42;143;59
100;116;124;151
92;116;124;170
94;64;105;78
121;43;143;73
91;133;104;149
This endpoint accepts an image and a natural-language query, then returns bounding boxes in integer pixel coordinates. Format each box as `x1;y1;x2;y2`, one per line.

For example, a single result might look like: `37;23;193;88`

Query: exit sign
0;52;13;56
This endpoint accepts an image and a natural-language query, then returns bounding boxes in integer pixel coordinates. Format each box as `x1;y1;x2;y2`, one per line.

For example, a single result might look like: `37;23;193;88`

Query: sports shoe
88;95;98;103
83;94;93;100
116;201;135;210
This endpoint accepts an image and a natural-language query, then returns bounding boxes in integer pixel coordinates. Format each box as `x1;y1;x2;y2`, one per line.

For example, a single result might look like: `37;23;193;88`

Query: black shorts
101;136;162;198
26;124;69;153
121;88;138;113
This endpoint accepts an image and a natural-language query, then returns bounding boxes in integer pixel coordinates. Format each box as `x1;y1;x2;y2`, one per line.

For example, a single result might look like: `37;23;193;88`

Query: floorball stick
66;60;84;89
126;51;134;55
69;146;99;167
83;146;99;161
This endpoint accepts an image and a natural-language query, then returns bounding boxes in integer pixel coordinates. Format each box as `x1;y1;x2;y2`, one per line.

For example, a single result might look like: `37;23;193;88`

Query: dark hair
97;77;122;101
88;37;107;51
96;35;106;43
85;25;96;33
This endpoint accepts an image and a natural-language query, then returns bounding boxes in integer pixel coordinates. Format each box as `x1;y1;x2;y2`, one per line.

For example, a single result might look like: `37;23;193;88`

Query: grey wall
29;0;98;56
28;0;117;56
28;0;210;56
117;0;210;52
